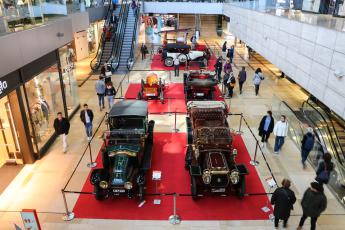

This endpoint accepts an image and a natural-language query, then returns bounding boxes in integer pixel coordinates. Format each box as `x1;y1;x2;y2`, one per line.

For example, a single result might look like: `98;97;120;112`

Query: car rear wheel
138;185;145;202
185;145;193;170
164;57;173;67
191;176;198;200
237;175;246;199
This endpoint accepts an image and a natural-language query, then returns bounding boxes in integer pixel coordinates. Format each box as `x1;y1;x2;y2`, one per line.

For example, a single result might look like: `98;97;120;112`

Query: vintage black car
184;71;218;101
185;101;248;199
90;100;155;201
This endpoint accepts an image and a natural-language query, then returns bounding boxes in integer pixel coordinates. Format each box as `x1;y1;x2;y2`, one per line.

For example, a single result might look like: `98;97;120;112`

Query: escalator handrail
126;3;141;70
111;1;130;71
105;2;129;66
302;99;344;164
90;5;112;71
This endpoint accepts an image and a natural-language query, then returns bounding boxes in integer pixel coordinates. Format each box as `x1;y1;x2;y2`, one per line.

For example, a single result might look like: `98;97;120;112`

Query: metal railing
126;2;141;70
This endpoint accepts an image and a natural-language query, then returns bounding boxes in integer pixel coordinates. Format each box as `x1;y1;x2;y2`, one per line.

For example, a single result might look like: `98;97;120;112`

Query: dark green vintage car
90;100;155;201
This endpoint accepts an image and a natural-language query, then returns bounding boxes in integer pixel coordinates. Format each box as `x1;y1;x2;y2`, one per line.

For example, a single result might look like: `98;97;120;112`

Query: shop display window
24;64;64;150
59;44;80;116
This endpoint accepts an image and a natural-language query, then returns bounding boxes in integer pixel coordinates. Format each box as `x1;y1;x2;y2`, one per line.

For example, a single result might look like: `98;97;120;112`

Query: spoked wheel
191;175;198;200
164;57;173;67
178;54;188;63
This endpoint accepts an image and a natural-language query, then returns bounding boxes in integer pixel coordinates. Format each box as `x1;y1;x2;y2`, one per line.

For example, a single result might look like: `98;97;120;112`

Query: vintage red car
184;71;218;101
137;73;165;104
185;101;248;199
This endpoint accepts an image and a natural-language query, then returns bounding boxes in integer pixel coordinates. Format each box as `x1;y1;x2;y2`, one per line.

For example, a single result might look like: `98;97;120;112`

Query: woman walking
105;82;116;109
315;153;334;185
271;179;296;229
258;111;275;148
253;68;264;96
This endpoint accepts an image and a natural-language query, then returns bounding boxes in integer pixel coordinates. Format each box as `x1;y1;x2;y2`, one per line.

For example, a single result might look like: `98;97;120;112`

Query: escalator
112;2;140;72
272;97;345;206
90;5;121;71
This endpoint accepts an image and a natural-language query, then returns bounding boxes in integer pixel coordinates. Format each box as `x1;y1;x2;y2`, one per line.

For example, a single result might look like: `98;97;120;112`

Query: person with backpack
271;179;296;229
315;153;334;185
297;182;327;230
301;127;315;168
253;68;264;96
226;72;236;98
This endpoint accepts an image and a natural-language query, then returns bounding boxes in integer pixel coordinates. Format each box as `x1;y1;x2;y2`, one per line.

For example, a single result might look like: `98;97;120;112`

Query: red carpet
73;133;272;220
151;54;217;71
125;83;187;113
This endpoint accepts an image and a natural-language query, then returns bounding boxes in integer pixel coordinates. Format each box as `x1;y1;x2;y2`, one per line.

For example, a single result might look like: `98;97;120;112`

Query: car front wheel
178;54;188;63
94;185;106;200
164;57;173;67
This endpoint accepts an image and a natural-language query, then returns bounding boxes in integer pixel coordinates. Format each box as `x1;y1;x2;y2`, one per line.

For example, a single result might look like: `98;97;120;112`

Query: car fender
189;51;204;60
90;168;109;185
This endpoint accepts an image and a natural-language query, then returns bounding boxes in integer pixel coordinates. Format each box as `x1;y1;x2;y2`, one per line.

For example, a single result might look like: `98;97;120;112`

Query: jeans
174;65;179;77
239;81;245;93
274;217;288;228
254;84;260;95
301;148;311;165
85;122;93;138
61;134;67;152
228;86;234;98
299;215;318;230
107;95;114;109
274;136;285;152
97;94;105;108
261;130;271;143
216;69;222;82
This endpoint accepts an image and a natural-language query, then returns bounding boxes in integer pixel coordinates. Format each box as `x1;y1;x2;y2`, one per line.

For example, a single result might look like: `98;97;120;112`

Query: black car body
90;100;155;201
184;71;218;101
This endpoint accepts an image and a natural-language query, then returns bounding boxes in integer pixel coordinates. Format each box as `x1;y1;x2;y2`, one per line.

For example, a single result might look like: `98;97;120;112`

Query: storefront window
59;44;80;116
24;64;64;150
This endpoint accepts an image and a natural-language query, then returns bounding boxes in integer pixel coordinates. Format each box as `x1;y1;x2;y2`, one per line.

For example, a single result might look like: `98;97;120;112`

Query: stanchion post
237;113;243;134
87;142;97;168
168;193;181;225
173;111;179;133
120;84;124;99
250;140;260;166
61;189;75;221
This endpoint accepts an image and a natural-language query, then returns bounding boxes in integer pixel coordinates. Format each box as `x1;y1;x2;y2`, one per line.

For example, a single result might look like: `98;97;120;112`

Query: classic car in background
185;101;248;199
137;72;165;104
90;100;155;201
161;43;210;67
184;71;218;101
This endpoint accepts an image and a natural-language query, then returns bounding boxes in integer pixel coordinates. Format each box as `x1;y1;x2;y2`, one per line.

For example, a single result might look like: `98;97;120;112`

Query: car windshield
109;117;144;130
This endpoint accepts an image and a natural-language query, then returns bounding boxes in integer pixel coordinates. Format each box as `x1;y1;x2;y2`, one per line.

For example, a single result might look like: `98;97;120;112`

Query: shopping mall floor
1;35;345;230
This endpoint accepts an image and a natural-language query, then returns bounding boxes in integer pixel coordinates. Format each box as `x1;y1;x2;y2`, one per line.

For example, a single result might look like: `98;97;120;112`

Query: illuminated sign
0;80;8;95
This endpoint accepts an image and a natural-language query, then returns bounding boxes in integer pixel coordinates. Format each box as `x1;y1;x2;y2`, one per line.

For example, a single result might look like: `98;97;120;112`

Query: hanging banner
144;16;162;44
20;209;41;230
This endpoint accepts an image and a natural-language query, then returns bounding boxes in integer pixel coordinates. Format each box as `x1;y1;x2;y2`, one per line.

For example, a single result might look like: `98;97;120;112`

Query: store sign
0;80;8;95
20;209;41;230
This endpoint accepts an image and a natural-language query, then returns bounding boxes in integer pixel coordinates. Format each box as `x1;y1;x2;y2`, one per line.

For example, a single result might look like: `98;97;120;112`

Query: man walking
238;66;247;94
227;45;234;63
174;57;180;77
301;127;315;168
80;104;94;142
273;115;288;154
214;57;223;82
297;182;327;230
95;76;106;111
258;111;274;148
140;43;148;60
53;112;70;153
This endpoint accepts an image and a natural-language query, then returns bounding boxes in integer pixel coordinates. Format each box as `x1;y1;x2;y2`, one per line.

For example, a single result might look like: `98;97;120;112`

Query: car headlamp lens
124;182;133;190
99;180;109;189
202;170;211;184
229;170;239;184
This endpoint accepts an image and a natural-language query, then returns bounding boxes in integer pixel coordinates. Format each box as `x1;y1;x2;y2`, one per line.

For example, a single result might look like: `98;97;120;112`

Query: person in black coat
271;179;296;229
214;57;223;82
315;152;334;185
301;127;315;168
258;111;274;148
53;112;70;153
80;104;94;141
140;43;148;60
297;182;327;230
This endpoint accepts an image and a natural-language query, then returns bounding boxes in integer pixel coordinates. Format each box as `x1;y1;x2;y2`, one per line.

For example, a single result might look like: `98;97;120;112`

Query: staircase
116;8;137;72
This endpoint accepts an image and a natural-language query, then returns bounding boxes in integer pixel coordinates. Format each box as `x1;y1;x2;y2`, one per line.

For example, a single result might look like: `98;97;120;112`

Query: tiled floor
0;33;344;230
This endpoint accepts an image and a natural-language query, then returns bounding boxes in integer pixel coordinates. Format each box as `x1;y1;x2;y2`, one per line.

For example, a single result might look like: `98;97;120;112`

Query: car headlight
202;170;211;184
232;148;238;158
99;180;109;189
229;170;240;185
124;182;133;190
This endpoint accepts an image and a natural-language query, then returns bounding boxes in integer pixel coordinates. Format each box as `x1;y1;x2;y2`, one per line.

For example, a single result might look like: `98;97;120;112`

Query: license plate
113;189;125;193
196;93;204;96
146;93;156;96
211;188;225;193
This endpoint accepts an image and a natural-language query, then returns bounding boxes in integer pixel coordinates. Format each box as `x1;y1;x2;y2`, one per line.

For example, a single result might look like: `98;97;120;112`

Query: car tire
164;57;173;67
137;91;143;100
178;54;188;63
237;175;246;199
185;145;193;170
102;149;110;170
191;176;198;200
138;185;145;202
94;185;106;201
